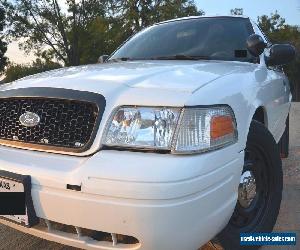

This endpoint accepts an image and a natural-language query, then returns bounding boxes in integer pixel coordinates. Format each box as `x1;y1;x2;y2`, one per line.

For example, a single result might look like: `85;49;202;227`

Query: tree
116;0;203;33
0;7;8;72
258;12;300;101
4;58;61;83
3;0;203;66
257;11;285;34
105;0;204;55
2;0;108;66
230;8;243;16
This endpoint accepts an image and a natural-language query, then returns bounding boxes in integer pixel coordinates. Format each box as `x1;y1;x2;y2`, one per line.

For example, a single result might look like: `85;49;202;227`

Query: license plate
0;170;38;227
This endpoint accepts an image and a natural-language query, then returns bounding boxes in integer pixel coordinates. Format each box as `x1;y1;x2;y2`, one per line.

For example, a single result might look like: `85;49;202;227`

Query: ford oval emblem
19;112;41;127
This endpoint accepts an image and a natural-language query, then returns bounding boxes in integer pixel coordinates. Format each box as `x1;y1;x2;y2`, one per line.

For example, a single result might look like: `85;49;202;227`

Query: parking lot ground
0;103;299;250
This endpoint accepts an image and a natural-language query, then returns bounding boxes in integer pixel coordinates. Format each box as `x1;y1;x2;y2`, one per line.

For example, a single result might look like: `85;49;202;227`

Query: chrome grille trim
0;88;106;153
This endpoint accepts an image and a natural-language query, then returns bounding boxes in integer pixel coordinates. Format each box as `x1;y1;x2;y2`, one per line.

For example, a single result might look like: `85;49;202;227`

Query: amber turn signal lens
210;115;234;139
172;106;237;154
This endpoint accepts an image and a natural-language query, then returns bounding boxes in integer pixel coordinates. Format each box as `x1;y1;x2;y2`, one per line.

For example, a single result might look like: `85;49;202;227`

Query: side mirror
246;34;267;57
265;44;296;67
98;55;109;63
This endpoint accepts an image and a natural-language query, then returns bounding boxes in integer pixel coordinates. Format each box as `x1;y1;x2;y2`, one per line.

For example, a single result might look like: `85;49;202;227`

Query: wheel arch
240;105;271;151
252;106;268;127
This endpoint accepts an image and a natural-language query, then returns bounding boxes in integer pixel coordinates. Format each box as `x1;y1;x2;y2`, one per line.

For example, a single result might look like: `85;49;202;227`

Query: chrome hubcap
238;170;257;208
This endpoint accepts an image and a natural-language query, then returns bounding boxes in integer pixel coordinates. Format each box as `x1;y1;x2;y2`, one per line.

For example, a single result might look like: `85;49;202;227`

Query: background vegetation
0;7;7;73
4;59;61;83
257;10;300;100
0;2;299;99
2;0;201;66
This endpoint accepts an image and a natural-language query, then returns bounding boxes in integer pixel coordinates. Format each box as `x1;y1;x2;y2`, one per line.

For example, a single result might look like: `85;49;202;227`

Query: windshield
110;17;256;63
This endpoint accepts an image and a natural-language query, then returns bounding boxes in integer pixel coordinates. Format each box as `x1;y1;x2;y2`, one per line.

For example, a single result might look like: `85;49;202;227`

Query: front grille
0;97;99;151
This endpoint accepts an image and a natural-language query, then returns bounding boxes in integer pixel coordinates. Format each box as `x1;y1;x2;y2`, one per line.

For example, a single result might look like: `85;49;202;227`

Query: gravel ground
263;103;300;250
0;104;299;250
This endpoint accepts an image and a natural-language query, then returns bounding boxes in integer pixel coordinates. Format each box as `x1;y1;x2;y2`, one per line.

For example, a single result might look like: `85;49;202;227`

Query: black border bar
0;170;39;227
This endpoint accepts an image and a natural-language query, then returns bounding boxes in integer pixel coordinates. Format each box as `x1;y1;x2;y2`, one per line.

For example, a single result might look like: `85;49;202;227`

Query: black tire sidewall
217;121;283;250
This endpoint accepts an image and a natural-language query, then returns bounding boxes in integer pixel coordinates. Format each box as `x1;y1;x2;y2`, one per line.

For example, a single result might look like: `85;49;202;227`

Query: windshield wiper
108;54;211;62
148;54;211;60
108;57;133;62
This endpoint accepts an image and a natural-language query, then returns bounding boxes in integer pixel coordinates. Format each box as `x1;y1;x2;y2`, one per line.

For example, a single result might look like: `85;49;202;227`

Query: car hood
1;60;254;95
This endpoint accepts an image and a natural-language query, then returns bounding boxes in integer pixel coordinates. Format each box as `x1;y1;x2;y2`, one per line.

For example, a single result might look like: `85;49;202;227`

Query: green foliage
4;59;61;83
100;0;203;62
230;8;243;16
117;0;203;32
2;0;108;66
257;12;300;100
3;0;203;66
258;11;286;34
0;7;8;72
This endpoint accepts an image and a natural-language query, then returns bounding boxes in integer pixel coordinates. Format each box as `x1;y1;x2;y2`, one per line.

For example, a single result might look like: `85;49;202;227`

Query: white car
0;16;296;250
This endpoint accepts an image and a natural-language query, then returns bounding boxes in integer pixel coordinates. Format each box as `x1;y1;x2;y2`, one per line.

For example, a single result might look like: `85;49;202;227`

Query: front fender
185;65;274;152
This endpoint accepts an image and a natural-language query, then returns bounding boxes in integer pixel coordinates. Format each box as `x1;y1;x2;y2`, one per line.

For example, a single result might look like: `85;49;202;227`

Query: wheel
217;120;283;250
278;115;289;158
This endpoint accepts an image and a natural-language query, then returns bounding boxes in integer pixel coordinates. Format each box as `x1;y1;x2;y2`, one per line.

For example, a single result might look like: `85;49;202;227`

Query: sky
196;0;300;25
5;0;300;64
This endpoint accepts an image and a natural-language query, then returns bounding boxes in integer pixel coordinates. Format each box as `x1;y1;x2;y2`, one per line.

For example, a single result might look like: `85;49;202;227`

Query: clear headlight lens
103;107;181;149
172;106;238;154
103;105;237;153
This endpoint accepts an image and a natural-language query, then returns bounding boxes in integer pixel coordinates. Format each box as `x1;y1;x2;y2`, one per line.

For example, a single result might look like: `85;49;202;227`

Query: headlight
103;107;181;149
102;105;237;154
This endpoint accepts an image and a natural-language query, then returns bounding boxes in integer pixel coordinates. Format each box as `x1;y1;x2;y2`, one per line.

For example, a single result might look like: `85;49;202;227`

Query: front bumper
0;145;244;250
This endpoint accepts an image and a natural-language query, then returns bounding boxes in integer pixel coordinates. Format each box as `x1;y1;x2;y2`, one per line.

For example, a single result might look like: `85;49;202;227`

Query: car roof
157;15;251;25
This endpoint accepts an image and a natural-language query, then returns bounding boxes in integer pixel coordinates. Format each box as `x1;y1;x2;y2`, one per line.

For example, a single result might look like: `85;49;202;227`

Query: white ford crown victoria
0;16;296;250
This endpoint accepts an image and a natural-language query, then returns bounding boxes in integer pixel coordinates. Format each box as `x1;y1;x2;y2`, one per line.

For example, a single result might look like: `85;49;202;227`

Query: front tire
217;120;283;249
